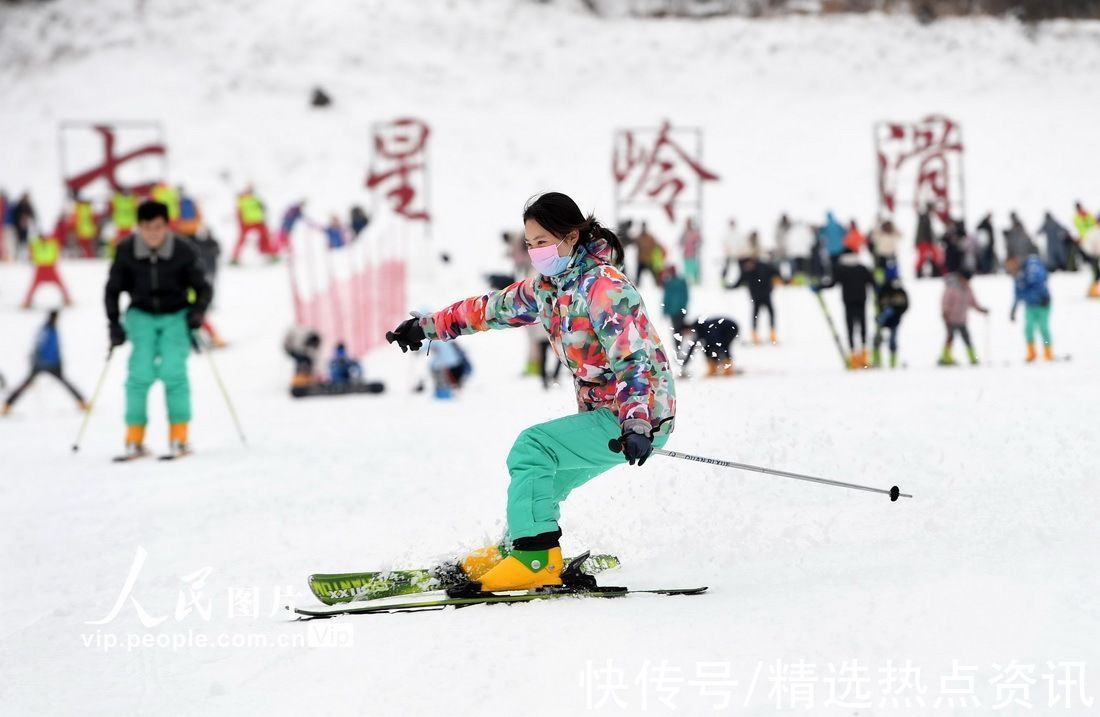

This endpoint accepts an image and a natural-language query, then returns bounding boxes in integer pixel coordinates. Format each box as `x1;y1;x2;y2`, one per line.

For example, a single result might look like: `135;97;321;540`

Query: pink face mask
528;238;572;276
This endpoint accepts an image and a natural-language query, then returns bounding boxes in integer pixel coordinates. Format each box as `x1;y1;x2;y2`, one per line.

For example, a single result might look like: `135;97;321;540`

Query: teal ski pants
504;408;670;540
124;308;192;426
1023;305;1052;346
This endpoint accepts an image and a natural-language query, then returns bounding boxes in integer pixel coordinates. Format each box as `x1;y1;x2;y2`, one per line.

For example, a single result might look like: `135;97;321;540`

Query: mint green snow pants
1023;305;1052;346
124;308;192;426
504;408;670;540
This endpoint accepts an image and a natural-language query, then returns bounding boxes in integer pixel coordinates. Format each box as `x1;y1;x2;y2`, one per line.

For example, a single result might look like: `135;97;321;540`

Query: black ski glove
386;316;426;353
109;322;127;347
609;422;654;466
621;432;653;466
186;311;204;330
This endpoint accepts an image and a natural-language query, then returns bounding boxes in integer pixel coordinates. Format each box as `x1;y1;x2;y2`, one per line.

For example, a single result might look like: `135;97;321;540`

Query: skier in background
914;204;943;278
680;217;702;285
679;315;740;377
662;264;689;360
386;192;674;594
842;219;866;254
109;188;138;250
176;188;203;238
284;326;322;387
276;200;306;253
1072;203;1099;297
783;215;815;284
70;193;101;258
151;181;181;228
869;218;903;274
822;211;846;263
23;229;73;308
349;205;370;238
2;310;86;415
939;270;989;366
827;252;877;368
10;192;36;261
231;185;274;264
328;343;363;385
871;263;908;369
721;217;749;283
633;221;665;288
975;213;998;274
728;256;779;345
1005;212;1037;260
1037;211;1070;272
105;200;212;460
424;339;472;399
1006;254;1055;362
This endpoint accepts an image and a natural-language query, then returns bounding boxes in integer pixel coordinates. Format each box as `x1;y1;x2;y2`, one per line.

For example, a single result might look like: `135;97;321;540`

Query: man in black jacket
105;200;212;459
727;257;780;344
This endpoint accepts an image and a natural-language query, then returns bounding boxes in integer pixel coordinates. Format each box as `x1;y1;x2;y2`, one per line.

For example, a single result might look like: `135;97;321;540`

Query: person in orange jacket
843;219;866;254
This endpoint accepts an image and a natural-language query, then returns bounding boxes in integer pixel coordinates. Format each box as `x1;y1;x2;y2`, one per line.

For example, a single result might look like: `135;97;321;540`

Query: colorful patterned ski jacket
419;237;676;435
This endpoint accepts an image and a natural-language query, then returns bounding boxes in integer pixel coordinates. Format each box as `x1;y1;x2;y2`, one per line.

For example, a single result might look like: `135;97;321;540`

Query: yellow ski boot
1025;342;1037;363
472;547;564;592
1043;345;1054;361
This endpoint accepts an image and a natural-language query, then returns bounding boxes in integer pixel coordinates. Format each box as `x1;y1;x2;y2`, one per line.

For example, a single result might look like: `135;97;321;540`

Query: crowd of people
596;201;1098;373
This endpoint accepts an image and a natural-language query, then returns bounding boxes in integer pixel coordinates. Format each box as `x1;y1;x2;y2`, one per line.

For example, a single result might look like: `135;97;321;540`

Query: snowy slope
2;1;1100;715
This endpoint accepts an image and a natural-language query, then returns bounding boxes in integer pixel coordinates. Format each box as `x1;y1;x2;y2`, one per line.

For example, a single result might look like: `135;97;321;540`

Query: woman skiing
386;192;676;592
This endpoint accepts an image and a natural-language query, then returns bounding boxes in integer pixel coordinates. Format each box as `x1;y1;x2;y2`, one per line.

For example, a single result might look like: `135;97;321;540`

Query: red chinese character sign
613;120;719;225
60;122;167;200
366;118;431;223
875;115;966;224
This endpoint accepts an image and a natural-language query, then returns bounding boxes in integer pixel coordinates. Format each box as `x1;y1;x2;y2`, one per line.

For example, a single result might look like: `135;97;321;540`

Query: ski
291;586;708;619
290;381;385;398
308;553;621;605
111;452;149;463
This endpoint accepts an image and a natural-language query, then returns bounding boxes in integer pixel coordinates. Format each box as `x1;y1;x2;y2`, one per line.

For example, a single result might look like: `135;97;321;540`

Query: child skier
328;343;363;385
680;316;740;377
22;231;72;308
105;200;212;459
728;256;780;344
939;270;989;366
1006;255;1055;362
386;192;675;593
871;264;908;368
3;310;86;415
284;326;322;387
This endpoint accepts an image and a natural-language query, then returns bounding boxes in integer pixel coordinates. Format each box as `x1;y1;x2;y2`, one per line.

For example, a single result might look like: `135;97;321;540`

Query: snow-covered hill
1;2;1099;715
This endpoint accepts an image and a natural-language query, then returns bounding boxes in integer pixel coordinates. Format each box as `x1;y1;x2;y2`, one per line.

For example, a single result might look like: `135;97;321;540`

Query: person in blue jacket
822;211;847;259
1006;254;1054;362
328;343;363;385
3;310;87;414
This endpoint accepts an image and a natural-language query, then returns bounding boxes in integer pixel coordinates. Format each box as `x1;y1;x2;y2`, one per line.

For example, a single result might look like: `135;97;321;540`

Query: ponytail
583;216;625;268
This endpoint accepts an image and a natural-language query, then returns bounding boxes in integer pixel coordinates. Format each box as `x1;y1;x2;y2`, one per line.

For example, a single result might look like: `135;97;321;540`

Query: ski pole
610;441;911;502
72;348;115;453
193;333;247;445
